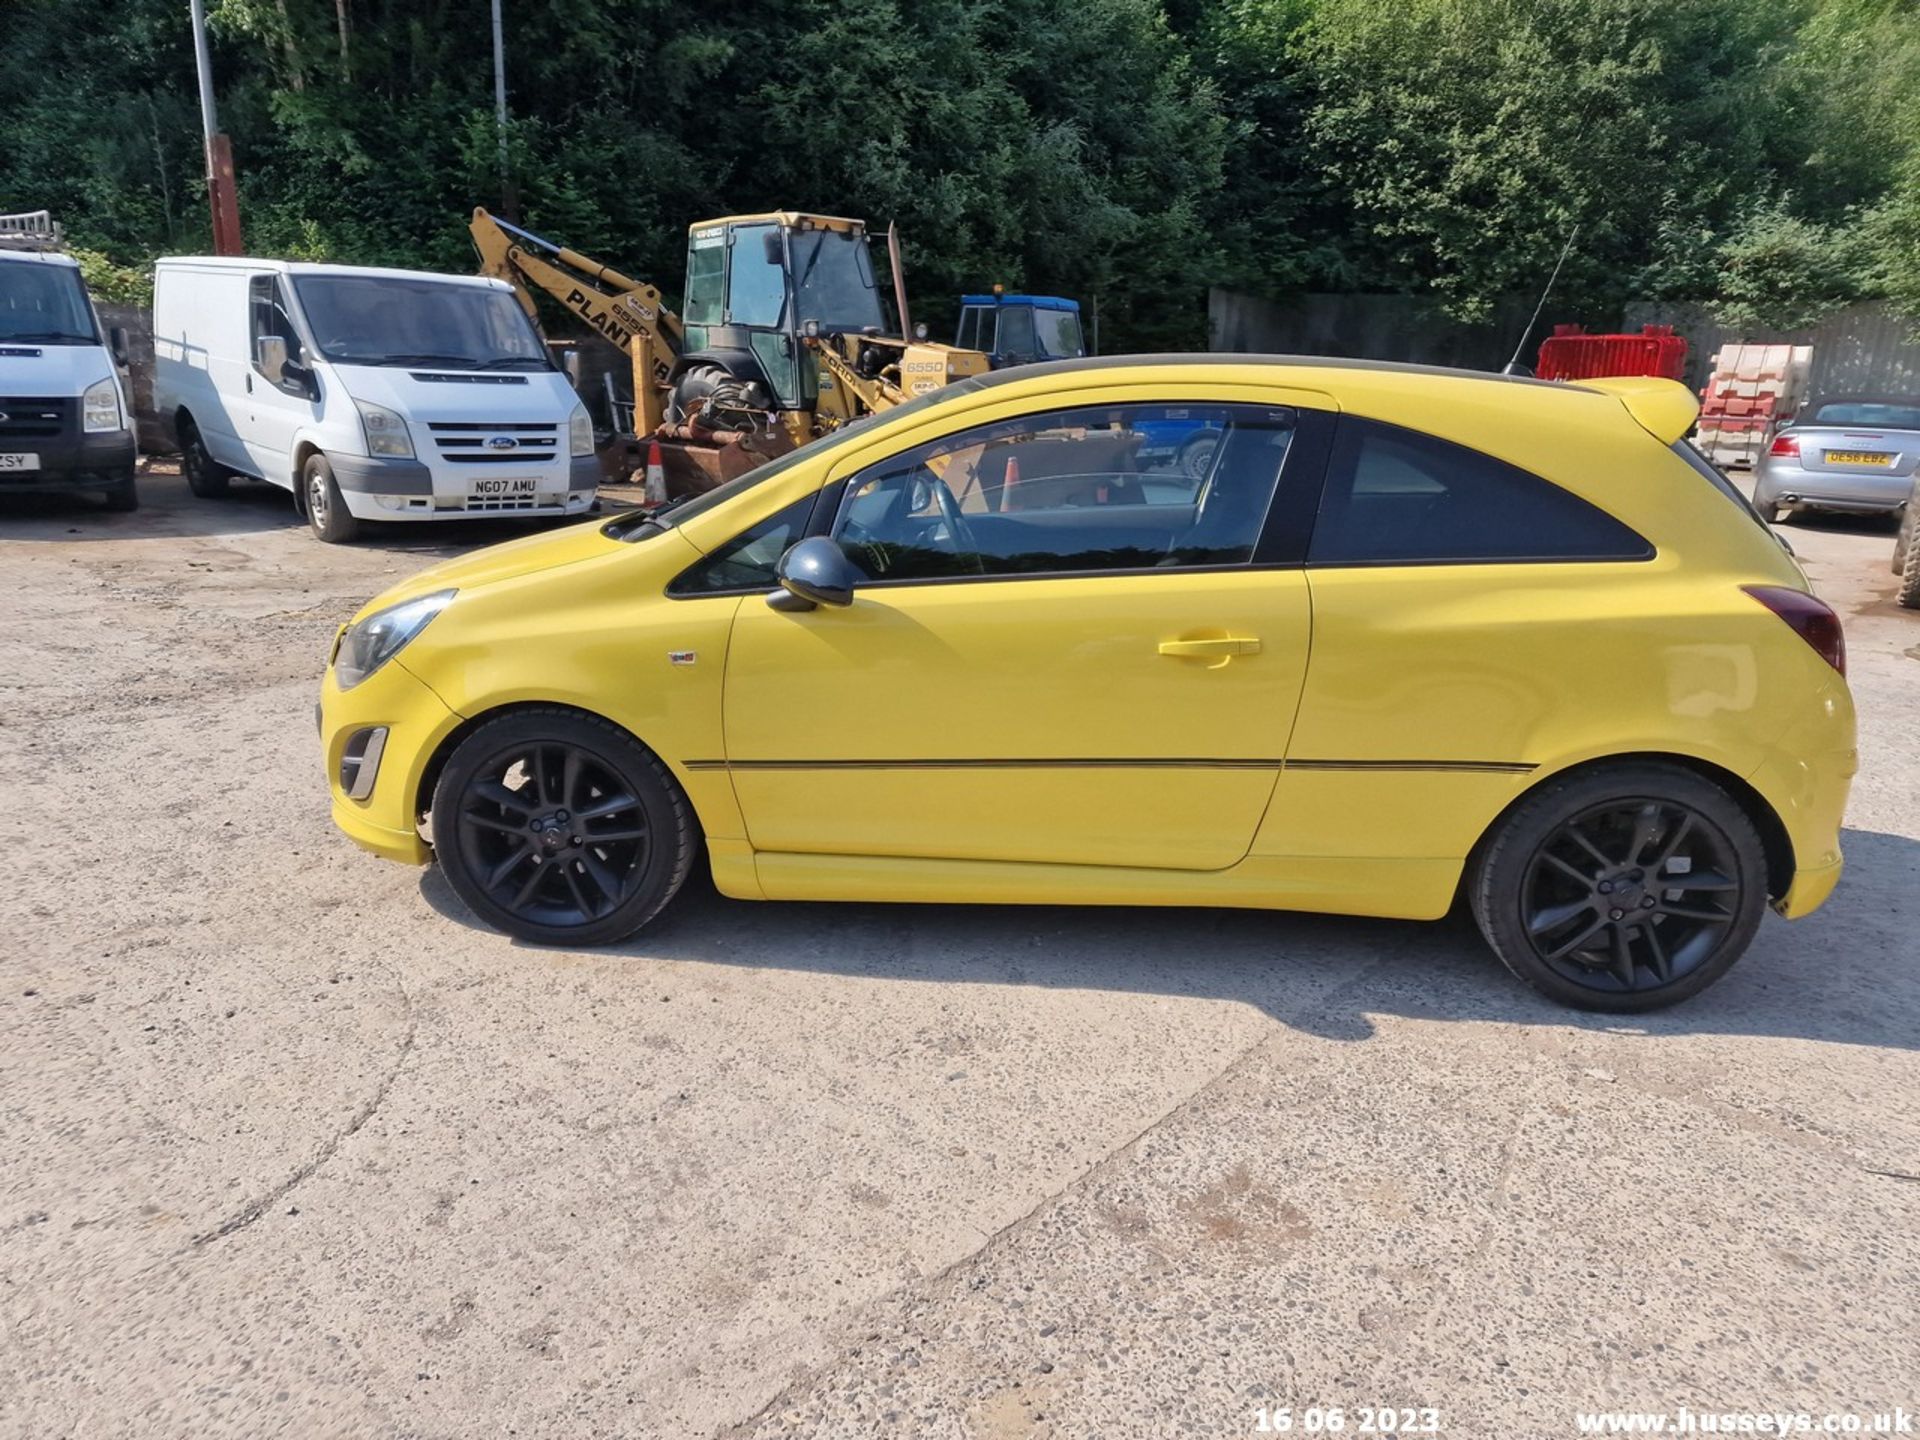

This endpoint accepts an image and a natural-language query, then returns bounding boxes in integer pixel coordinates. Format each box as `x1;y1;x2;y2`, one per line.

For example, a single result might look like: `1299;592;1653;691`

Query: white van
0;212;138;511
152;257;597;542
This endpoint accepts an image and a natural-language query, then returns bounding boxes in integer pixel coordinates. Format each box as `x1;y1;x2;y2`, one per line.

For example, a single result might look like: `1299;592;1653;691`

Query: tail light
1743;584;1845;676
1768;433;1800;458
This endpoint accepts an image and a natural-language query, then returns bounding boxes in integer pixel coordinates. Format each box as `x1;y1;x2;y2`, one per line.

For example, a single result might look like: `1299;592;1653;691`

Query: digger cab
680;213;887;414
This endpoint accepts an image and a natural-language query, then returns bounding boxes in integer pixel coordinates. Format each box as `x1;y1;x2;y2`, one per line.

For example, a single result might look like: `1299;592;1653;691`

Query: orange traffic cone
1000;453;1022;511
643;437;668;507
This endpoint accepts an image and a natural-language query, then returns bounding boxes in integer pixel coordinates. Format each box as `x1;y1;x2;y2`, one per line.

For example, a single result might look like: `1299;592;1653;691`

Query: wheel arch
413;699;701;842
1468;751;1795;902
289;439;325;513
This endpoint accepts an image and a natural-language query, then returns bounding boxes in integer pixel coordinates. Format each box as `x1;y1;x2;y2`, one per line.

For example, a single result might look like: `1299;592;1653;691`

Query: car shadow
417;824;1919;1052
0;464;628;552
1777;509;1903;539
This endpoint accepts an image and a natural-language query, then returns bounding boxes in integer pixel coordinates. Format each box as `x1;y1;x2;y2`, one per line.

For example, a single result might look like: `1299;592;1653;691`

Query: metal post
492;0;516;219
188;0;243;254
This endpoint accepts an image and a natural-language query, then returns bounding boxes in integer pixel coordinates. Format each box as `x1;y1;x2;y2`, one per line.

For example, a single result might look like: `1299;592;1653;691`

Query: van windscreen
291;274;550;371
0;263;98;345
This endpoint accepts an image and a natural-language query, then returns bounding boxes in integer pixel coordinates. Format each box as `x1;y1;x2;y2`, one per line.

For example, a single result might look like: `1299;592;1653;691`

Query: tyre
179;417;230;498
431;708;696;947
1177;430;1220;482
1757;499;1786;525
102;471;138;512
1892;497;1915;576
1469;763;1769;1012
1898;518;1920;610
302;452;360;543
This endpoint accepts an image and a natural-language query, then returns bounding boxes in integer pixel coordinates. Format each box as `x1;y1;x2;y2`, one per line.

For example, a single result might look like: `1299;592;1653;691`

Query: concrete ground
2;466;1915;1440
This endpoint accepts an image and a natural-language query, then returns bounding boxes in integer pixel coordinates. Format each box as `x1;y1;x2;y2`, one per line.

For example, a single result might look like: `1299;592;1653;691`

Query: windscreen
789;229;885;334
0;262;97;344
1035;307;1084;359
292;274;550;370
1807;400;1920;430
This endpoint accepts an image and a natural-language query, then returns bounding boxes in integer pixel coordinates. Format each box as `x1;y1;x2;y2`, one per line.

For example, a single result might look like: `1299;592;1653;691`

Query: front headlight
82;377;123;433
333;589;455;689
569;402;593;458
354;398;416;459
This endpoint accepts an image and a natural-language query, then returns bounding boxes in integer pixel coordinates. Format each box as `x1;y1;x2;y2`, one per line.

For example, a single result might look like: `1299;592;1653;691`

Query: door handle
1158;636;1261;657
245;374;253;393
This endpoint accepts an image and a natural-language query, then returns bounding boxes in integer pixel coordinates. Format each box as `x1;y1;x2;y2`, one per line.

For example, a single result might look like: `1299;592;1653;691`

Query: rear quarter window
1308;418;1653;565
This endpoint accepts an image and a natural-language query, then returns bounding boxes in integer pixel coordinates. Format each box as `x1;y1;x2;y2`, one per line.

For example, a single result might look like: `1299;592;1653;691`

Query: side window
831;402;1299;584
1309;419;1652;565
955;307;981;352
994;304;1037;361
684;231;726;327
668;495;816;596
725;224;786;328
248;275;304;385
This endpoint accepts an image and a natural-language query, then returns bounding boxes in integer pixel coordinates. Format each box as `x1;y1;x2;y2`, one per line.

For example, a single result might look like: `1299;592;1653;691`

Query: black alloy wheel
1472;764;1768;1012
433;709;694;946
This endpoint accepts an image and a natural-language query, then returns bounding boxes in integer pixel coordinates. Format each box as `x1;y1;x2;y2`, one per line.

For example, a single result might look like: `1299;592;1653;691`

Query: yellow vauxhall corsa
319;357;1855;1012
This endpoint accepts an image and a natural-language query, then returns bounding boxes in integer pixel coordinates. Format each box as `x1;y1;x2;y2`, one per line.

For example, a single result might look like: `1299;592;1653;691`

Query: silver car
1753;395;1920;523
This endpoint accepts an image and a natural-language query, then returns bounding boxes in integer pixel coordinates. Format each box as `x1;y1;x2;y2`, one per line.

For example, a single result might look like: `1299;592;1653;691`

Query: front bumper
332;452;600;520
319;651;464;865
0;429;136;494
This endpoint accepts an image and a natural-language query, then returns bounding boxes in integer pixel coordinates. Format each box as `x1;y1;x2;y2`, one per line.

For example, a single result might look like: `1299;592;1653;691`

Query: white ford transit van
0;212;138;511
152;257;597;542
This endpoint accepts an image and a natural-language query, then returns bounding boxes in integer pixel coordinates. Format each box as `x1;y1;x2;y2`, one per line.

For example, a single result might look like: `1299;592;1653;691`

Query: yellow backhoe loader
471;207;989;494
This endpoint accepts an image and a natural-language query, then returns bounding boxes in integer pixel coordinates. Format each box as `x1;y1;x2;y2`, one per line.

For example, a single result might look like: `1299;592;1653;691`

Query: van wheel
102;472;138;512
303;453;360;543
1469;763;1768;1012
179;419;230;498
431;708;696;947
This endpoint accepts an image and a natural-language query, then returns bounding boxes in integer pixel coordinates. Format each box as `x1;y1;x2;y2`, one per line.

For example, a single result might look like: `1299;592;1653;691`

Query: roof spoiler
1578;376;1699;445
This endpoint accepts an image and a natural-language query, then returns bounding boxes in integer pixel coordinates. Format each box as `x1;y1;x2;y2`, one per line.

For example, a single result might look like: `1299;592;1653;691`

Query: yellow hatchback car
320;357;1855;1011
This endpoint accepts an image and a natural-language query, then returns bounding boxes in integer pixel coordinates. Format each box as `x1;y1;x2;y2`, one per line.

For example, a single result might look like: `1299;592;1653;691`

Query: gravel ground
3;465;1915;1440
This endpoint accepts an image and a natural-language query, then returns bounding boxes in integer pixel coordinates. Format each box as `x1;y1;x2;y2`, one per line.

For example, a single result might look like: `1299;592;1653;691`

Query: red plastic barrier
1536;324;1688;382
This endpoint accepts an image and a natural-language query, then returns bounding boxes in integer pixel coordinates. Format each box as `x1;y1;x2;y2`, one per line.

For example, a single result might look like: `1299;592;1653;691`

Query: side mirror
913;321;929;341
771;535;859;610
561;347;582;385
762;229;785;266
109;326;128;366
256;334;288;384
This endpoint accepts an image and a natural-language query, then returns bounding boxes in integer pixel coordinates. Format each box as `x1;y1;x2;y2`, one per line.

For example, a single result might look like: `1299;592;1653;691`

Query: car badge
667;650;697;666
485;435;518;450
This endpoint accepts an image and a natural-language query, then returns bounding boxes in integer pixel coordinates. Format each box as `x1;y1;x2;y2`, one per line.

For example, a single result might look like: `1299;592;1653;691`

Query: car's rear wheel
432;709;696;946
1893;495;1916;576
1758;499;1786;524
179;417;230;498
1470;764;1768;1012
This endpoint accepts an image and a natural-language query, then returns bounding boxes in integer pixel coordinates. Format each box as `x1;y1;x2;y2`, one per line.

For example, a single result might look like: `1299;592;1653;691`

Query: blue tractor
954;292;1086;369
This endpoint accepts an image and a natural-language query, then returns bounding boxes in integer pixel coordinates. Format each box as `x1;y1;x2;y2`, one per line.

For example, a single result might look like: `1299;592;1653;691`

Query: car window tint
668;495;815;595
1309;418;1651;565
1806;401;1920;430
832;402;1298;583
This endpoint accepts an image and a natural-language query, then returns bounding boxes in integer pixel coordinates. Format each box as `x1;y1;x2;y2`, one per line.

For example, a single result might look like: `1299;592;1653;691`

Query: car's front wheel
432;708;696;946
1470;763;1769;1012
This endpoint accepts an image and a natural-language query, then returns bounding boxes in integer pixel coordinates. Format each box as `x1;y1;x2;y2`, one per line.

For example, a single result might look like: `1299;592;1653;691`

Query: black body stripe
681;757;1534;775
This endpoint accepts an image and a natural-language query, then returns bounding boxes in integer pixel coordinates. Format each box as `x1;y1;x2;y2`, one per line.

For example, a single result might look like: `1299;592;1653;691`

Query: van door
242;274;316;489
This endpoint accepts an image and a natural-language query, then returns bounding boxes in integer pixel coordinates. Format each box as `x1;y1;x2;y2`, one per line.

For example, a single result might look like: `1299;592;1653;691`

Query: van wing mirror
762;229;785;267
255;334;289;385
108;326;128;366
770;536;859;610
561;347;582;386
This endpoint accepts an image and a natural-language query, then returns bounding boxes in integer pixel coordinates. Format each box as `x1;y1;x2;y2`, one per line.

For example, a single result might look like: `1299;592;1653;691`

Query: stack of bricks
1694;344;1813;470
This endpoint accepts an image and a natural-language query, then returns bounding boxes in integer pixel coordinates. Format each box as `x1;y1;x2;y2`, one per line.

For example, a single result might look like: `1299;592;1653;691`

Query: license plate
470;476;538;498
1823;450;1892;466
0;453;41;471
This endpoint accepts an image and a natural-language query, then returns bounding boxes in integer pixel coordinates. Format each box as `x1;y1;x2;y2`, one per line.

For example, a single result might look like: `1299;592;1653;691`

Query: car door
242;273;316;487
718;388;1333;871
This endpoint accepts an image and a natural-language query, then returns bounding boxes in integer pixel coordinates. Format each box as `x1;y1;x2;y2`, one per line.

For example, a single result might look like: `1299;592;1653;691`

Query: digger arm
470;207;684;434
808;334;909;426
